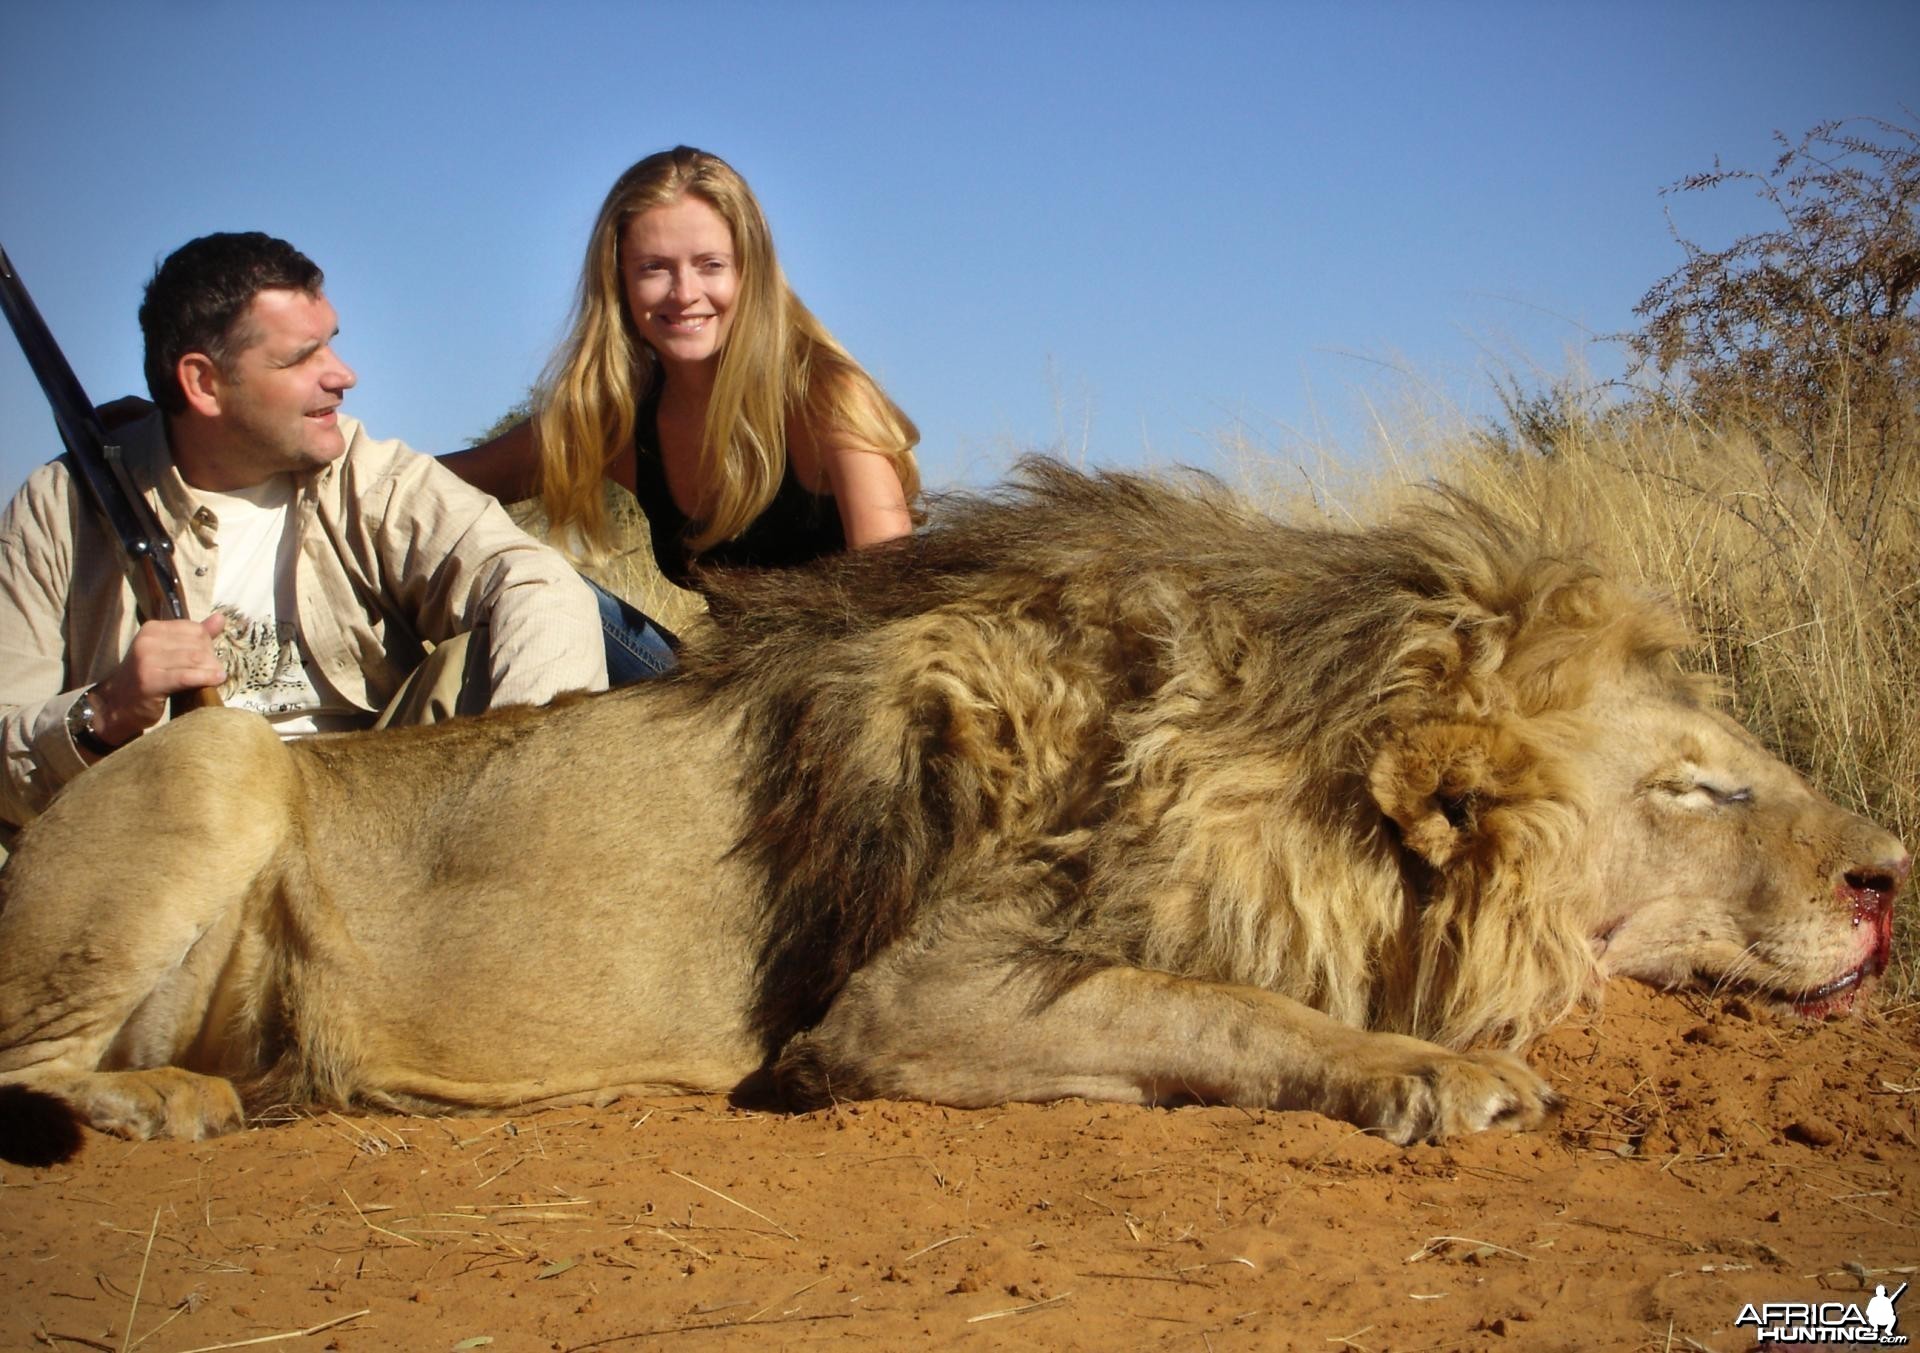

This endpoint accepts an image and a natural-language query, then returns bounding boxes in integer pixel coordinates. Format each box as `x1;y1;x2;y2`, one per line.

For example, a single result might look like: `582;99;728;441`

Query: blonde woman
442;146;920;680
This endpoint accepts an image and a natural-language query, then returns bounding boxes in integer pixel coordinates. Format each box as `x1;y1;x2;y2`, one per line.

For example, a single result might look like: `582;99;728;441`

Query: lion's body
0;463;1907;1160
4;698;768;1118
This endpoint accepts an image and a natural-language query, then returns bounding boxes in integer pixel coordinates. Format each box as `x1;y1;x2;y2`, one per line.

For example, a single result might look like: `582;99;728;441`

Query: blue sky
2;1;1915;503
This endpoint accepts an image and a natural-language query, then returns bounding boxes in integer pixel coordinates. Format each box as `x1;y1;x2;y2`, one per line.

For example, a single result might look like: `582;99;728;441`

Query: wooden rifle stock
0;243;221;713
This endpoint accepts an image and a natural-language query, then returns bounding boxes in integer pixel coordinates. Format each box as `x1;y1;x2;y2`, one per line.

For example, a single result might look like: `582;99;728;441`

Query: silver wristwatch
67;688;118;758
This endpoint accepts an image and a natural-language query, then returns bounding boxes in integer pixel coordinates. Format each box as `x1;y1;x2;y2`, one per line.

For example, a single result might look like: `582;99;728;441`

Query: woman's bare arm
788;378;915;548
436;418;541;504
819;445;913;547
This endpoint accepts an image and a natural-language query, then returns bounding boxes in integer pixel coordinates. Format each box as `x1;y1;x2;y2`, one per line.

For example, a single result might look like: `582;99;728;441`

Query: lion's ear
1368;722;1533;869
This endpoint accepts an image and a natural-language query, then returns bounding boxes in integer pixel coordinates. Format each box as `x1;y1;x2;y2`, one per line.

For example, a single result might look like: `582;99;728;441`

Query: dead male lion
0;462;1908;1166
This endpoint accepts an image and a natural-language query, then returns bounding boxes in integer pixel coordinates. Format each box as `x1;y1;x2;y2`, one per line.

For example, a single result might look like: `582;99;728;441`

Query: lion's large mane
671;460;1703;1055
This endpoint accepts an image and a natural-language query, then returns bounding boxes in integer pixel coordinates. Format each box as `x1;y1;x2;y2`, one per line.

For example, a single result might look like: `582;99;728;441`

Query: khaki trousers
372;629;491;729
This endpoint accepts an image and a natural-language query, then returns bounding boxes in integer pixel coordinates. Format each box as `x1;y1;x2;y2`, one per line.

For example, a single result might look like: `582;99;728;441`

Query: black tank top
629;384;846;588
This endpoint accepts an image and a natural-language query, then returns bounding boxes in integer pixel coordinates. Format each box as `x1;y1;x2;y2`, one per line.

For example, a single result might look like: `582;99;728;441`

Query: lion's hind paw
14;1068;247;1154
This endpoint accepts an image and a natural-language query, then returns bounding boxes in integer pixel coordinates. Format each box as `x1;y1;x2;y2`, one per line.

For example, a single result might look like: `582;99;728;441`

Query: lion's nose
1841;858;1900;976
1841;860;1903;924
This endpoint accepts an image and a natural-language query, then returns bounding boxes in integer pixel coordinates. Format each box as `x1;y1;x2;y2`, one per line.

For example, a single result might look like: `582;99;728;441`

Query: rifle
0;243;220;712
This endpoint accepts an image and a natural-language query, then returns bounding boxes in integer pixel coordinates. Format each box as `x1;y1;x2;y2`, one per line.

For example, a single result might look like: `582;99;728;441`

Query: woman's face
620;195;739;374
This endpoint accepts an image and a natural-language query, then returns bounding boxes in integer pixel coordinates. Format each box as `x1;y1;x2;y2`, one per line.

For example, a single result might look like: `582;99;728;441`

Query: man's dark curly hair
139;232;324;415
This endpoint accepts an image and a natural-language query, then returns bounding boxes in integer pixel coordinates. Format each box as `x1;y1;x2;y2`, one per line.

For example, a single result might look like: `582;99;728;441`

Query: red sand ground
5;982;1917;1352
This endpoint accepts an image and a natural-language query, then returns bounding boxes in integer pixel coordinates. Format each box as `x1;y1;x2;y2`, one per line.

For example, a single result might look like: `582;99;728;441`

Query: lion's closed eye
1669;779;1754;809
1642;760;1756;810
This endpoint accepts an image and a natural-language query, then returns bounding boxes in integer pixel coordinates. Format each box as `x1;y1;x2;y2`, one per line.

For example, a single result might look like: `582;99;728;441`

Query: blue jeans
589;579;679;685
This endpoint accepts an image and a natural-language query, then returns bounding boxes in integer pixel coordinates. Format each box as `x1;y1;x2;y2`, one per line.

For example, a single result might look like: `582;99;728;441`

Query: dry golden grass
511;480;711;639
1222;402;1919;991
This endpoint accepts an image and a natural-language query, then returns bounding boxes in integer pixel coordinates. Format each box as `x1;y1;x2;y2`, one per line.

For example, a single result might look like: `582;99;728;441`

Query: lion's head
1347;498;1908;1047
1579;690;1904;1015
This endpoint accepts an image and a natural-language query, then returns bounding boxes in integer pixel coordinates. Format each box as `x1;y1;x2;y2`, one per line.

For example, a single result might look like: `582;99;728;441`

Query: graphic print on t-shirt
211;602;323;716
192;475;359;736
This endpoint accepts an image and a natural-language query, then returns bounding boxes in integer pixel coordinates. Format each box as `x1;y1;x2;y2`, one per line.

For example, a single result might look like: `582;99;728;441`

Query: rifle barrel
0;244;190;623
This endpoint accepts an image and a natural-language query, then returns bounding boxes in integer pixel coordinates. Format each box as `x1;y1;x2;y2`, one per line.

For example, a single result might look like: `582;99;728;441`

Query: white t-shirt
193;477;362;737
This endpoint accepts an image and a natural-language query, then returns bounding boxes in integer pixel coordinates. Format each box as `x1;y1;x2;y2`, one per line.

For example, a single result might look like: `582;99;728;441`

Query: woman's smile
622;196;738;370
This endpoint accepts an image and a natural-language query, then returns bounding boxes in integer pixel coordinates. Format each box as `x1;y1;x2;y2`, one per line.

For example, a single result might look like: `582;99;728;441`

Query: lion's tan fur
0;460;1905;1159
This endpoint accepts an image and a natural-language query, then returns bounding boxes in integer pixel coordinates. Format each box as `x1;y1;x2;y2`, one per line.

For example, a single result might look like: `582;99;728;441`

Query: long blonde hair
535;146;920;553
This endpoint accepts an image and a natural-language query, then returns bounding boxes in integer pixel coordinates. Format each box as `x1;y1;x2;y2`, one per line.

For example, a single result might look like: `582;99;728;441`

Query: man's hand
88;614;228;747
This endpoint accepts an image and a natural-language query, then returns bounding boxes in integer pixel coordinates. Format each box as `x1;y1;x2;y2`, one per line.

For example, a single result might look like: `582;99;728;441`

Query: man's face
205;289;357;486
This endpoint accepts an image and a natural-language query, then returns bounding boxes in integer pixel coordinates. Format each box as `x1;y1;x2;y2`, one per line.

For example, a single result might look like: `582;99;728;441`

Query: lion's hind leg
0;709;291;1163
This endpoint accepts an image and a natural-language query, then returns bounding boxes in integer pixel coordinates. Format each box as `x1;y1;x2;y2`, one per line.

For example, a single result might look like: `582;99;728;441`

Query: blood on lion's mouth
1694;949;1886;1020
1788;956;1881;1019
1783;870;1900;1018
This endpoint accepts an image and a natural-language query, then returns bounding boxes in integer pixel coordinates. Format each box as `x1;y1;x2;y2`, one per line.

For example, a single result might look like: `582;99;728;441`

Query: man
0;232;607;834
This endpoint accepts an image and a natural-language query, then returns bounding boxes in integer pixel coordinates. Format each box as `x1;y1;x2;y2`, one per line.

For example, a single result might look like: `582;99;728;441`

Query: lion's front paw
1345;1045;1560;1145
